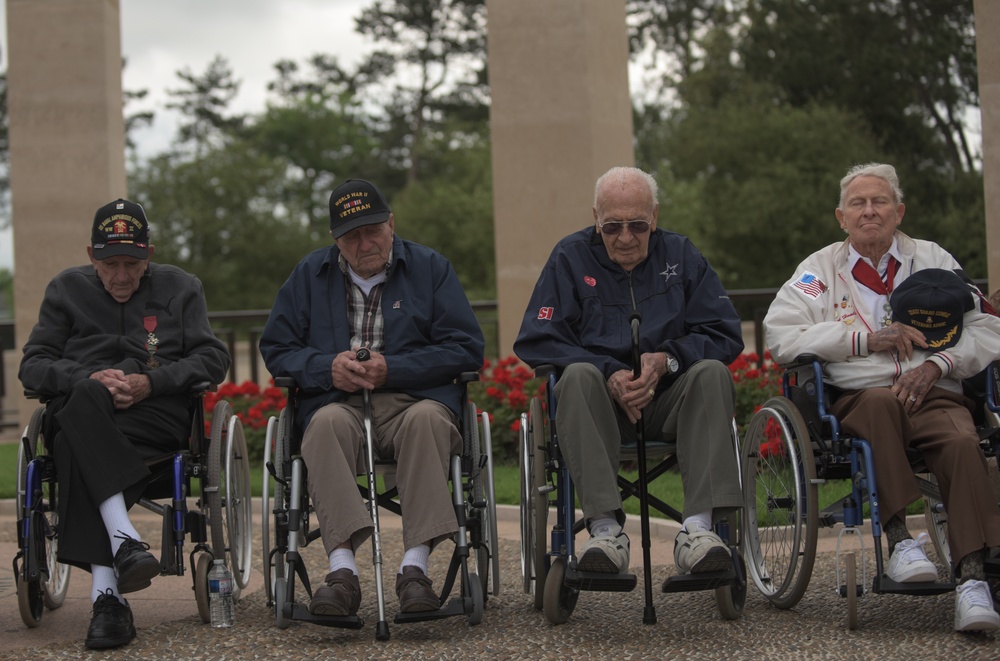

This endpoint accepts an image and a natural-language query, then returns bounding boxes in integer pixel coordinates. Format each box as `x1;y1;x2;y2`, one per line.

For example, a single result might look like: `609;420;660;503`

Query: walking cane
356;347;391;641
629;312;656;625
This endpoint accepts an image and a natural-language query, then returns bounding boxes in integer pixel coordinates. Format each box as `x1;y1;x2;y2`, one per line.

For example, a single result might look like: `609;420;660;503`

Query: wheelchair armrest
191;382;215;394
786;353;820;369
274;376;297;389
533;364;557;380
457;372;480;384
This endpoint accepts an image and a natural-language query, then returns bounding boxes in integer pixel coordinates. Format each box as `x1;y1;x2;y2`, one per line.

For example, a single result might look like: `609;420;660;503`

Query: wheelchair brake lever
265;460;288;487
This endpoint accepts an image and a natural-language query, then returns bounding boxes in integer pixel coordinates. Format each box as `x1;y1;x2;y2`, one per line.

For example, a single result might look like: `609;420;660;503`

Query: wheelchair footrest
563;563;637;592
662;569;736;593
394;597;466;623
285;602;365;629
875;575;955;596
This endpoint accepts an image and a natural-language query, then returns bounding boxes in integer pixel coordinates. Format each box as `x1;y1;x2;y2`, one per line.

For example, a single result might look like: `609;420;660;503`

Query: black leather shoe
113;534;160;593
396;566;439;613
85;590;136;649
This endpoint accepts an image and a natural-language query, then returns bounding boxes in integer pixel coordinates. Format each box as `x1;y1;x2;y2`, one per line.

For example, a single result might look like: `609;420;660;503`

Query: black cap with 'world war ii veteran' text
889;268;975;350
328;179;392;239
91;198;150;260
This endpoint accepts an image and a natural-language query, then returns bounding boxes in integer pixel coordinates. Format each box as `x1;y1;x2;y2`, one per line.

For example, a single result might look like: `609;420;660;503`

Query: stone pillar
487;0;634;357
8;0;127;427
978;0;1000;295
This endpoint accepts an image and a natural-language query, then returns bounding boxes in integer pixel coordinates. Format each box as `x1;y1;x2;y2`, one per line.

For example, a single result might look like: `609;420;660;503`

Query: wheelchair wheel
207;401;254;594
194;551;212;624
922;476;951;570
714;518;747;620
741;396;818;609
466;401;498;598
468;572;485;625
542;557;579;625
16;408;71;627
520;397;549;610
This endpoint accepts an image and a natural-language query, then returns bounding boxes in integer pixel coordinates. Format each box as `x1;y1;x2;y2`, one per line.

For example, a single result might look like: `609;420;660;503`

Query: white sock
683;512;712;533
329;548;358;575
99;493;141;556
589;512;622;538
91;565;125;604
399;544;430;574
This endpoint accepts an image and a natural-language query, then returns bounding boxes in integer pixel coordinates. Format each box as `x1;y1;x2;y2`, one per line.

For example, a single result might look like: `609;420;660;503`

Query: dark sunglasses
598;220;651;236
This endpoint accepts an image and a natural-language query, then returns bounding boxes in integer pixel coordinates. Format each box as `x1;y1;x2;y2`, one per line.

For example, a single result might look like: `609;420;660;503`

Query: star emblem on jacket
660;262;678;283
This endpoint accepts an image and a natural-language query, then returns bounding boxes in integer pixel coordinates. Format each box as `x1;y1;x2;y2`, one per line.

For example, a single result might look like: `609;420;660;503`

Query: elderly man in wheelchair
514;166;745;620
17;199;232;648
764;162;1000;632
259;178;485;632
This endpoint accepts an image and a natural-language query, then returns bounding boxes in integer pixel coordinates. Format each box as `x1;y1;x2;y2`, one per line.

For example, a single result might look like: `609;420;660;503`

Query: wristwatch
665;353;680;375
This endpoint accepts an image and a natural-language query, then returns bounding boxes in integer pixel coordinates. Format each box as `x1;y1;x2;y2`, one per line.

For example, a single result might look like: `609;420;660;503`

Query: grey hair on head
594;166;658;212
838;163;903;210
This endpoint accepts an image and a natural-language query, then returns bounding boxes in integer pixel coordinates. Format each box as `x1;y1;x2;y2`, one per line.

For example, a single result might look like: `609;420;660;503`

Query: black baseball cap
889;268;974;350
91;198;150;260
328;179;392;239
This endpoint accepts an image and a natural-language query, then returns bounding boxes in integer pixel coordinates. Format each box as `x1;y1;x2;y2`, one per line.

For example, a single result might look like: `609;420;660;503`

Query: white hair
838;162;903;210
594;166;658;212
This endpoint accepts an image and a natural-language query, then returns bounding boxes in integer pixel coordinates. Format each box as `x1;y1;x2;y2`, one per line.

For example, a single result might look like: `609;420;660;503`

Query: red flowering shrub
204;380;286;462
729;351;784;435
468;356;545;464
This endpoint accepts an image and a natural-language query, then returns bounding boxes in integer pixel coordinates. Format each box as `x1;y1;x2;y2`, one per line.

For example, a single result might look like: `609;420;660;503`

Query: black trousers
45;379;190;569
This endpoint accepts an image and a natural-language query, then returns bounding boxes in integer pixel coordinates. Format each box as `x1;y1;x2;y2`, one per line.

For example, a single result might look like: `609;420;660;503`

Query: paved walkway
1;500;997;660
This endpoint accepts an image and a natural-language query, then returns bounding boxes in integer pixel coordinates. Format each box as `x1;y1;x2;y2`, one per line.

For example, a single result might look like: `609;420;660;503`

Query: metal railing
2;281;987;427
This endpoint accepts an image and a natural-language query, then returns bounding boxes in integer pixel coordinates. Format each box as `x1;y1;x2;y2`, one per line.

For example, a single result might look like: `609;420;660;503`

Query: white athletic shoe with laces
955;579;1000;632
886;532;938;583
577;532;630;574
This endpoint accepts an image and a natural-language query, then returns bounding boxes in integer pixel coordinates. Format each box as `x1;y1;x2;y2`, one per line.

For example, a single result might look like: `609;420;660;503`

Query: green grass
0;443;922;518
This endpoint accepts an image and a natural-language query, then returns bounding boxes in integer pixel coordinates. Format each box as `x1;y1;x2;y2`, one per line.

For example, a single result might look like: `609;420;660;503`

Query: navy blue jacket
259;235;485;430
514;227;743;384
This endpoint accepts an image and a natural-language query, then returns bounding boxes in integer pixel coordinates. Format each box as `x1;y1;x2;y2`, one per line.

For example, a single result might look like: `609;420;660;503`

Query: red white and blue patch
792;272;827;299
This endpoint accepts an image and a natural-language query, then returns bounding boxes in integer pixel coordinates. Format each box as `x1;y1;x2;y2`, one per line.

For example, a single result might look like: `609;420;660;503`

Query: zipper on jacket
626;272;638;312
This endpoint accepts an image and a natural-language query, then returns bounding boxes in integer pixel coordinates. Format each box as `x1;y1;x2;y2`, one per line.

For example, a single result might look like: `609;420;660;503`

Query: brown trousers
831;386;1000;564
301;392;462;554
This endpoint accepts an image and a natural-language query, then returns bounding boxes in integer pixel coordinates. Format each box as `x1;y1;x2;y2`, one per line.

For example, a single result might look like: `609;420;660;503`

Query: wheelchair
13;384;254;628
519;364;747;625
261;372;500;641
740;355;1000;629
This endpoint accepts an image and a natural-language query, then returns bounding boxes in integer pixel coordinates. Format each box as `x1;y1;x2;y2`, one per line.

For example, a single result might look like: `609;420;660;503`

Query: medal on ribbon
143;316;160;368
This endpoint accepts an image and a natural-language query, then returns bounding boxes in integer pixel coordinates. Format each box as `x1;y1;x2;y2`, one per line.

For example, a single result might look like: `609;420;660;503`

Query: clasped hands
607;352;668;424
332;348;389;392
89;369;151;409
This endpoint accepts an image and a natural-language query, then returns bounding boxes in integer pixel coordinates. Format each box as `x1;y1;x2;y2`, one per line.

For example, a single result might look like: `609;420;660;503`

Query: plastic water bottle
208;559;235;628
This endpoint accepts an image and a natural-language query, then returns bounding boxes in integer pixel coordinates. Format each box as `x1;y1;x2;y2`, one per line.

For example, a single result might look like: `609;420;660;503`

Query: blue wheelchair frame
13;386;253;627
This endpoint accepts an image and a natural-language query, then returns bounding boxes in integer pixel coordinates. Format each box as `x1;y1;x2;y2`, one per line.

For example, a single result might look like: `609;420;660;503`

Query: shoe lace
895;532;930;564
92;589;120;614
113;532;150;551
958;581;993;610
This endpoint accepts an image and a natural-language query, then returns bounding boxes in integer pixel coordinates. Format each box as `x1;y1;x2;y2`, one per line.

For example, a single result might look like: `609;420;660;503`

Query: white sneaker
886;532;938;583
577;533;630;574
673;524;731;574
955;579;1000;632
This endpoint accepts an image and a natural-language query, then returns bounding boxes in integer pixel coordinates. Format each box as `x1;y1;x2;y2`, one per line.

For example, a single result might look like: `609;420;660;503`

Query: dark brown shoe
309;569;361;616
396;566;439;613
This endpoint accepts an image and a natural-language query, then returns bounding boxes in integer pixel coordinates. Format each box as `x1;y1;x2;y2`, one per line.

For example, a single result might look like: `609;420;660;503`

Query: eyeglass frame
596;219;652;236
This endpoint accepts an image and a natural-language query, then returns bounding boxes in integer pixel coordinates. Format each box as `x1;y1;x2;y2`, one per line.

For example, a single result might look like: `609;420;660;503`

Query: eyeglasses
598;220;651;236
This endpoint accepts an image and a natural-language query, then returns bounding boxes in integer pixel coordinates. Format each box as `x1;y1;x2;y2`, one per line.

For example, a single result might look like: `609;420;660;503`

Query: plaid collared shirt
340;251;391;352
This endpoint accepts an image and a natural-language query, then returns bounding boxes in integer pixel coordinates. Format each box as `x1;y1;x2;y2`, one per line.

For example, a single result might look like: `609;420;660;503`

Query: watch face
668;356;679;373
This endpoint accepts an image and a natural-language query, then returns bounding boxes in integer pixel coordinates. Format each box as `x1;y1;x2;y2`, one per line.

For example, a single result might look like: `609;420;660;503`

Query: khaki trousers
831;386;1000;564
553;360;743;526
301;392;462;553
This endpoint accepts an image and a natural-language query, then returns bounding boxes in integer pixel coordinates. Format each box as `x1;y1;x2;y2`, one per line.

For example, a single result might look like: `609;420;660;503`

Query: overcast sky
0;0;376;271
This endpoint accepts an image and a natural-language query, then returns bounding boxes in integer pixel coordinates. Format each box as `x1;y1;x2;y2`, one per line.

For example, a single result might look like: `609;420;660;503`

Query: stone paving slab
1;499;996;660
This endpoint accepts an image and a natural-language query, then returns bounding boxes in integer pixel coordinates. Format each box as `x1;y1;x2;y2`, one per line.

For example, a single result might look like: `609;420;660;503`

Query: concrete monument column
8;0;127;427
977;0;1000;296
487;0;634;357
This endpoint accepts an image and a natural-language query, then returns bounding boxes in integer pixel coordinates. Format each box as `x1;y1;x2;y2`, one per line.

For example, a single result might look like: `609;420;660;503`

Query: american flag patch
792;272;827;299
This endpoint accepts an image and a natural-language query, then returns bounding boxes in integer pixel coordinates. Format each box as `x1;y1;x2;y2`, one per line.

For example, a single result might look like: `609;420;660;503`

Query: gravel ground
5;518;1000;661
